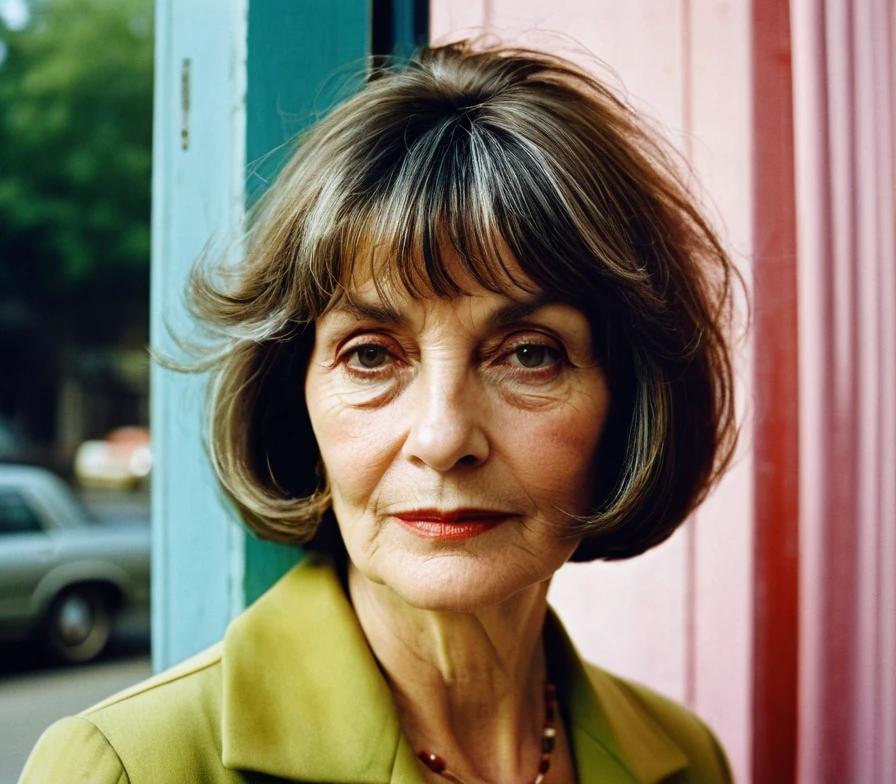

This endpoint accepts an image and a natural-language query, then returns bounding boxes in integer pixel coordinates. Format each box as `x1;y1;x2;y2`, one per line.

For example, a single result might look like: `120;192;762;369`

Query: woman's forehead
330;283;562;321
327;260;545;323
333;236;542;306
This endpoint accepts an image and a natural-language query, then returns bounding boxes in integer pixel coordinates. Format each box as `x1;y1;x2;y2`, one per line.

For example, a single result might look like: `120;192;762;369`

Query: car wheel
42;586;113;664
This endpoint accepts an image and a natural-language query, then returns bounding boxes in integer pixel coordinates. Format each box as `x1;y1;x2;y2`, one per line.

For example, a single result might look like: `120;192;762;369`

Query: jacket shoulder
85;640;223;718
19;715;129;784
584;663;734;783
19;642;240;784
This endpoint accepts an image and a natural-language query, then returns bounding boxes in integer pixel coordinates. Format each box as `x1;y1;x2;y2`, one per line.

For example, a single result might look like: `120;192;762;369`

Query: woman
21;39;738;783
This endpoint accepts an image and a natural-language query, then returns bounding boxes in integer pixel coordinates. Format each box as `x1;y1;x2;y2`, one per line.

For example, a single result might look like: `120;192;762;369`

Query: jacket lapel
545;610;690;783
221;553;424;783
220;553;688;784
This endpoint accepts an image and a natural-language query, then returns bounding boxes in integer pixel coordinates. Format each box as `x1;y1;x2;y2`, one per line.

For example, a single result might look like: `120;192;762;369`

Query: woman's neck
347;562;555;783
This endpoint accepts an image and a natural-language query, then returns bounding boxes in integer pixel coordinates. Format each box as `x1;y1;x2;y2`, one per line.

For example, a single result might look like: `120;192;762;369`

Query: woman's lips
393;509;513;540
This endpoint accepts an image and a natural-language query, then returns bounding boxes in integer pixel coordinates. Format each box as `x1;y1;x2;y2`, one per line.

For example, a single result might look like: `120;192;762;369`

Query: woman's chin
369;553;549;613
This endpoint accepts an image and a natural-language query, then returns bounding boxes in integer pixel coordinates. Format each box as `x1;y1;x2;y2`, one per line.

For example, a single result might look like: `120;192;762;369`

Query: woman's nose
401;366;489;472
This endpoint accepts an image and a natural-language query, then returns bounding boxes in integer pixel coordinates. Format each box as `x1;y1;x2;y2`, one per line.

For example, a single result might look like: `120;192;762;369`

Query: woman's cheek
319;409;396;501
502;402;605;497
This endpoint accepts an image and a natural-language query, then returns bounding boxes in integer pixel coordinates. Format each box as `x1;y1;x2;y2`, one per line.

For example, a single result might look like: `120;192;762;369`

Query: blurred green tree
0;0;153;348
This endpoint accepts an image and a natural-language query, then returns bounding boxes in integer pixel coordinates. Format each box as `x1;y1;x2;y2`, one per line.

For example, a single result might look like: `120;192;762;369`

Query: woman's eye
338;338;405;378
350;344;391;369
508;344;560;370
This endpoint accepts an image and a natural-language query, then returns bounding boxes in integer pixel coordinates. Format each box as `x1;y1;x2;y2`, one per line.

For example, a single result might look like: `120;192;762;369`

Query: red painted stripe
751;0;800;781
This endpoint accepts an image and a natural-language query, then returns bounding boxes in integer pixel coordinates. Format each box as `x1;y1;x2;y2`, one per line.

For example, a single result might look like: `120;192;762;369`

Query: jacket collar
543;611;689;783
220;553;688;783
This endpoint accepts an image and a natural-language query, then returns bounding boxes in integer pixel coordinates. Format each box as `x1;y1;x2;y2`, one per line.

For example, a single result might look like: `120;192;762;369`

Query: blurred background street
0;486;151;782
0;0;154;778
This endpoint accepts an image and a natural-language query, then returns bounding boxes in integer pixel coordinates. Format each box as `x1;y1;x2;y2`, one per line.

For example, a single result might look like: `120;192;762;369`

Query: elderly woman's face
304;256;610;611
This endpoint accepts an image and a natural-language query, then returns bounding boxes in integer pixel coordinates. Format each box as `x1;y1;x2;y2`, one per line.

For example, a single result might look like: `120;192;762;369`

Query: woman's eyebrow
329;298;407;326
487;292;565;328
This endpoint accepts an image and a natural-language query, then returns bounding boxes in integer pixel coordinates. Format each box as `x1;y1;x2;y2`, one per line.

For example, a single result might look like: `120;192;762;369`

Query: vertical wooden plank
244;0;371;208
872;8;896;777
853;2;881;772
751;0;800;780
241;0;371;606
790;5;834;780
687;2;754;780
150;0;249;671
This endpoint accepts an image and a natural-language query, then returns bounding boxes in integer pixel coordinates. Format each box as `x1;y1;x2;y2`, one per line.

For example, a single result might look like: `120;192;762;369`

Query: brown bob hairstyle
185;38;739;562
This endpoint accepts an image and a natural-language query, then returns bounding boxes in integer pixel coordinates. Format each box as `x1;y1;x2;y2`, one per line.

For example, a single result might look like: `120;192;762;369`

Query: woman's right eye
339;340;399;377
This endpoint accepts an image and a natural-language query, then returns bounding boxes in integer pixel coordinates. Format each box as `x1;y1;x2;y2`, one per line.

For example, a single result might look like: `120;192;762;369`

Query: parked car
0;464;150;664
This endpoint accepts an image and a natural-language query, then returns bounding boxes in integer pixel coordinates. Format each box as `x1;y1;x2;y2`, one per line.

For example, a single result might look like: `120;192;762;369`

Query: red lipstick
393;509;512;540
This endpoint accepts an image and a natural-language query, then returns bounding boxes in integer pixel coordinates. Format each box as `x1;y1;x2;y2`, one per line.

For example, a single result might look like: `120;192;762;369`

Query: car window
0;490;45;534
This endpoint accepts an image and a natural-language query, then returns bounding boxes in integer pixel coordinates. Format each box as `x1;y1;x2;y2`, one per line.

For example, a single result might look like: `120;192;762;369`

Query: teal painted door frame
150;0;427;671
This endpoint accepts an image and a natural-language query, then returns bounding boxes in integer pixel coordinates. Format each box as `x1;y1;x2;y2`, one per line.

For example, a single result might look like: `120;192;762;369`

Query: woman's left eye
506;343;561;370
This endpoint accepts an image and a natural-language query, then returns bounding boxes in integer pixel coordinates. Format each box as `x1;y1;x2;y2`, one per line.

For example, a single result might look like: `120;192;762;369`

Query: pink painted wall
430;2;755;781
791;1;896;781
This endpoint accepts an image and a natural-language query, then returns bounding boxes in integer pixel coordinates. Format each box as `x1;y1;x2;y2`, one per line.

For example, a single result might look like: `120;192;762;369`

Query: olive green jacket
19;554;732;783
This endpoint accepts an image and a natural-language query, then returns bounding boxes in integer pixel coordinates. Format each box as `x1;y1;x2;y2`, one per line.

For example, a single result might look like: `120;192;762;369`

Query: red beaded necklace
416;682;558;784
